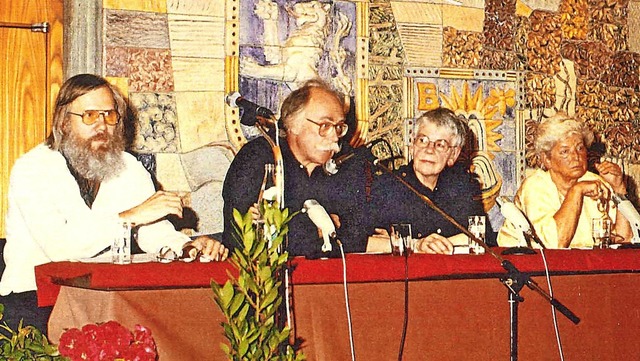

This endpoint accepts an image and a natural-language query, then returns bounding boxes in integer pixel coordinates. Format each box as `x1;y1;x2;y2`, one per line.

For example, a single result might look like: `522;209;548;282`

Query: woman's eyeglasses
413;136;454;153
305;118;348;138
68;109;120;126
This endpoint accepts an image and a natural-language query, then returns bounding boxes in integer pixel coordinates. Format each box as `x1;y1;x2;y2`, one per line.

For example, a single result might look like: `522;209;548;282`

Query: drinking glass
113;221;133;264
592;218;612;249
468;215;486;255
390;223;413;256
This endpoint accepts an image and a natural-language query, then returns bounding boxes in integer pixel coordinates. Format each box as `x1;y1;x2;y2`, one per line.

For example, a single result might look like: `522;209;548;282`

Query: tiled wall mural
103;0;232;236
99;0;640;235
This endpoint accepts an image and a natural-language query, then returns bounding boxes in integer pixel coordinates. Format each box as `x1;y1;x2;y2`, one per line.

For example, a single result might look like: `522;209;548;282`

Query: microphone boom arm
372;161;580;325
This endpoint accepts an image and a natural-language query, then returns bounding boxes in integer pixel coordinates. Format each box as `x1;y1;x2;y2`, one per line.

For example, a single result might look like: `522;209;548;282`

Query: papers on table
73;253;158;264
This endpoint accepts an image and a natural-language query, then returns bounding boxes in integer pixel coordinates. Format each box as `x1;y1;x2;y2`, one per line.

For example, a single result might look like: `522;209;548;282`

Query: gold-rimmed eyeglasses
414;136;454;153
68;109;120;126
305;118;348;138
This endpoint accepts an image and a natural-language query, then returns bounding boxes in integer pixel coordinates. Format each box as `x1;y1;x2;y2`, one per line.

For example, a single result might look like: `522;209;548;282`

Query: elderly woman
498;114;632;248
367;108;492;254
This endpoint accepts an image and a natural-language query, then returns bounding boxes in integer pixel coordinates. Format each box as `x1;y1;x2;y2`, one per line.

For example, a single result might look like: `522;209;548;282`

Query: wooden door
0;0;63;238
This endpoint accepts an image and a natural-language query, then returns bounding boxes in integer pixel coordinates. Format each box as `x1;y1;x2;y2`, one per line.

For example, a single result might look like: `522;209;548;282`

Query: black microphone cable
398;245;410;361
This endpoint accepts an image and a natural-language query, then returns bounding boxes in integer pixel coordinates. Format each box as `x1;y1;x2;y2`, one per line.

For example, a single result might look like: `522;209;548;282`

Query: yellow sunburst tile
103;0;166;13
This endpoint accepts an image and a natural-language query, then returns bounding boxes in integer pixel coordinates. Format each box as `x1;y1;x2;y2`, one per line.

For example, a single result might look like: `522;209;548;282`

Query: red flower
59;321;158;361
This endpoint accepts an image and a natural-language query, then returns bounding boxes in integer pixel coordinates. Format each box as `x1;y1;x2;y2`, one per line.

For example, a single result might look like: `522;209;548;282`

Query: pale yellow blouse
498;169;616;249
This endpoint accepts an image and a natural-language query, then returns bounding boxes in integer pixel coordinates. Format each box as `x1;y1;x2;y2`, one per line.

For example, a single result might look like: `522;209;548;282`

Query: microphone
323;139;381;175
496;196;545;249
612;193;640;243
302;199;336;252
225;92;275;126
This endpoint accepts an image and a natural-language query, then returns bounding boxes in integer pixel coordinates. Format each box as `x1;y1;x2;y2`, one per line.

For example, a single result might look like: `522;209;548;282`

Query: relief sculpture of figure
241;0;352;94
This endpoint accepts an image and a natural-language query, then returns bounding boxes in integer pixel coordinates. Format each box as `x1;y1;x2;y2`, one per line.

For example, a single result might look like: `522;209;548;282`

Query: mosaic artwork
129;92;180;153
237;0;357;125
406;72;523;231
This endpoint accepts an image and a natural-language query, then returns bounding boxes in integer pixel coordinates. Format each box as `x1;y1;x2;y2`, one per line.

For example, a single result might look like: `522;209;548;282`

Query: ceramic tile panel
481;49;517;70
403;72;521;219
518;0;562;11
173;91;227;152
103;0;167;13
105;77;129;98
180;145;234;189
167;0;224;16
128;48;175;92
397;23;443;66
368;0;405;158
443;27;483;68
629;1;640;52
105;46;129;77
104;10;170;49
189;181;225;234
442;5;484;32
155;152;191;191
172;57;225;91
168;14;225;58
554;59;576;115
129;92;180;153
484;0;516;52
390;2;442;24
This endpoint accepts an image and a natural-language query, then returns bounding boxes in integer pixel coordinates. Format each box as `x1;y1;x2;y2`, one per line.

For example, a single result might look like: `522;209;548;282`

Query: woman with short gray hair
498;113;631;248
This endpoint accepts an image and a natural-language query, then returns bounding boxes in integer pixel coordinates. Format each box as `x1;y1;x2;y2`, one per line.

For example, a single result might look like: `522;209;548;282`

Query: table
36;249;640;360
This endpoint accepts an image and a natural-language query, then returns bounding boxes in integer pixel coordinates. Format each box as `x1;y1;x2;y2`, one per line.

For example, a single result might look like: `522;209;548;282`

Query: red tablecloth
36;248;640;307
36;248;640;360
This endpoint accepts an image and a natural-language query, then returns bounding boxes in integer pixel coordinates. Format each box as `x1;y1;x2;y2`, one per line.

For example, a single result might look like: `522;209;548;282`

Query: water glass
468;216;486;255
390;223;413;256
592;218;612;249
113;221;132;264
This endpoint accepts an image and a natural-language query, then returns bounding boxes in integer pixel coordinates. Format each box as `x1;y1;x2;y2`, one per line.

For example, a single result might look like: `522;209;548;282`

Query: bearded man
0;74;227;333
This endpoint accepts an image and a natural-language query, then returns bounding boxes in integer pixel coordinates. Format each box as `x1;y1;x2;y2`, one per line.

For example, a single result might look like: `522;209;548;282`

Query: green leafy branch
0;304;65;360
211;203;305;361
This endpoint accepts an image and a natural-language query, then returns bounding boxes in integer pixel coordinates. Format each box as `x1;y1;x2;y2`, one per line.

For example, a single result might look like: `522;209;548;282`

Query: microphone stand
255;116;294;351
373;161;580;361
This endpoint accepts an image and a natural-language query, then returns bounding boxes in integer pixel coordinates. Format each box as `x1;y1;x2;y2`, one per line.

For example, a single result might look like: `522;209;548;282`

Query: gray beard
60;131;126;182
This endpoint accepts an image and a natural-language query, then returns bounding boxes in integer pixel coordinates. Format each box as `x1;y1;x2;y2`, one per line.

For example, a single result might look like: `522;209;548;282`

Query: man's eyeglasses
305;118;348;138
68;109;120;126
414;136;454;153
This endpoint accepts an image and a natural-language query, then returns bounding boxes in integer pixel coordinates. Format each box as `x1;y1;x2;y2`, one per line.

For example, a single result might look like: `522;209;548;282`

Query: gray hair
535;113;594;158
414;108;467;147
46;74;127;151
279;79;347;132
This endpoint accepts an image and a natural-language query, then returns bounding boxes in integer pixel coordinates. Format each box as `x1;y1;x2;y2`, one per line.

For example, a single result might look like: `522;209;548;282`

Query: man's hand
186;236;229;261
415;233;454;255
366;228;392;253
119;191;184;225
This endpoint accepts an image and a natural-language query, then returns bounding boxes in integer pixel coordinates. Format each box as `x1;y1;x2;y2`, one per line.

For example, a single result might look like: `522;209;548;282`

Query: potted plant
211;205;304;360
0;304;62;360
